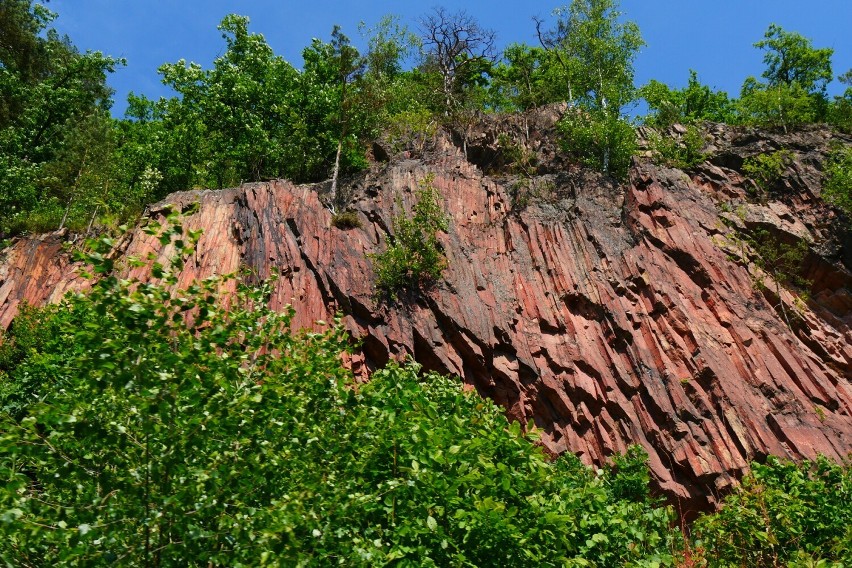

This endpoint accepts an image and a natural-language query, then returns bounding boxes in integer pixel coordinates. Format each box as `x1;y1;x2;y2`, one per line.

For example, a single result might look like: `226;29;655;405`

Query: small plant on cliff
372;174;449;298
822;143;852;217
647;124;707;170
330;209;362;229
497;133;538;176
748;228;811;327
742;150;795;199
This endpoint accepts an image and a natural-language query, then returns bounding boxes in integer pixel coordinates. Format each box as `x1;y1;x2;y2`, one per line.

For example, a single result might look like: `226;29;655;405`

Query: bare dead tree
418;7;497;115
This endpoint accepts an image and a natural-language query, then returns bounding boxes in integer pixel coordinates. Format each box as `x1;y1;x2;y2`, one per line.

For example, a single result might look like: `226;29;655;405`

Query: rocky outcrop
1;111;850;513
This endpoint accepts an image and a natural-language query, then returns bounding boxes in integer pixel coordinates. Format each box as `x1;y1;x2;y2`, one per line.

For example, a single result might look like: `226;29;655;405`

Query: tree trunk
329;138;343;214
86;205;98;236
59;201;71;231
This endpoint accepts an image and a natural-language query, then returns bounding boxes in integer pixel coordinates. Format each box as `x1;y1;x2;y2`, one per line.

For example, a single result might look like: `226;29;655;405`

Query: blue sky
50;0;852;117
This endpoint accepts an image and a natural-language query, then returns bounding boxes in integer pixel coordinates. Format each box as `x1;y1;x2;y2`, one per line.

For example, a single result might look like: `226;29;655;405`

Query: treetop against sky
50;0;851;116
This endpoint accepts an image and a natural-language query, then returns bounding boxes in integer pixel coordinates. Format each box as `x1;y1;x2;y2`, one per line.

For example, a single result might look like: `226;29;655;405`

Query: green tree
755;24;833;95
159;15;301;189
559;107;637;179
738;76;817;132
739;25;834;130
490;44;569;111
538;0;644;177
0;1;122;235
327;26;365;211
828;69;852;133
640;70;736;127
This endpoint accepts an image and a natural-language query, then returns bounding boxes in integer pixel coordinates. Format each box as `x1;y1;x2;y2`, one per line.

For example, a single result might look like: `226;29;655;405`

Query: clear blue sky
50;0;852;117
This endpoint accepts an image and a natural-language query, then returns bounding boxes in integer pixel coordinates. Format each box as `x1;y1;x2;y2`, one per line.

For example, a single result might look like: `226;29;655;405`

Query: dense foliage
0;0;123;235
694;456;852;567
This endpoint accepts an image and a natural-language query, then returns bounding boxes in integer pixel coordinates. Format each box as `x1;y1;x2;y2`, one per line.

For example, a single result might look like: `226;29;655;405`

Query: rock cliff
1;107;850;513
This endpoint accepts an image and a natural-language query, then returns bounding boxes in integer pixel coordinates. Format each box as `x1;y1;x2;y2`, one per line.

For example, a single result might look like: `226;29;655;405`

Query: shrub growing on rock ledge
372;174;449;299
823;144;852;217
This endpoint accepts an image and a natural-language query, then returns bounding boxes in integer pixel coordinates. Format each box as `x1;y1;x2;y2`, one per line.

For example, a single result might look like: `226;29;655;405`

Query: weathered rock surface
1;111;850;513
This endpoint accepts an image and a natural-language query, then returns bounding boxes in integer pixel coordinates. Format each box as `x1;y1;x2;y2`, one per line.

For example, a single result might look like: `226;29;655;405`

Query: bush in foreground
0;228;674;566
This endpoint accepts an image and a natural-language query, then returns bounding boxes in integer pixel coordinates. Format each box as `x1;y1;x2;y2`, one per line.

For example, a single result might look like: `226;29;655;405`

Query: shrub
738;79;818;132
742;150;795;197
497;133;537;176
822;144;852;216
693;456;852;567
330;209;362;229
647;124;707;169
372;174;449;298
559;108;637;181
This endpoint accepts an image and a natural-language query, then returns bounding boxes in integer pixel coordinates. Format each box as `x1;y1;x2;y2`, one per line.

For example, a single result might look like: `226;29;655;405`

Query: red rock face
1;118;850;512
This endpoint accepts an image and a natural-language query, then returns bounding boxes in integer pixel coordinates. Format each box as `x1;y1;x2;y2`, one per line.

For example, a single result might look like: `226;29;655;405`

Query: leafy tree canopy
755;24;834;94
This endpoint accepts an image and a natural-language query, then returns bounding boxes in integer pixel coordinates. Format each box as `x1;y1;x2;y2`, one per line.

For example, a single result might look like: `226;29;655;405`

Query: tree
534;8;583;104
739;25;834;131
738;76;816;132
541;0;643;114
755;24;833;94
490;44;562;111
828;69;852;133
418;7;497;116
538;0;643;176
327;26;365;212
159;15;301;189
0;1;122;235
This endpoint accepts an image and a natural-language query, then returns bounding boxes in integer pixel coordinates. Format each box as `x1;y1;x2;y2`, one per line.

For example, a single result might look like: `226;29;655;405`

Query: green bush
372;174;449;298
559;109;637;181
693;456;852;567
822;144;852;216
738;79;817;132
647;124;707;169
742;150;795;197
